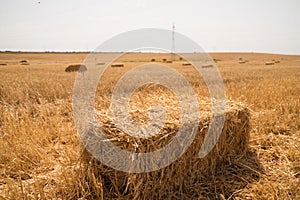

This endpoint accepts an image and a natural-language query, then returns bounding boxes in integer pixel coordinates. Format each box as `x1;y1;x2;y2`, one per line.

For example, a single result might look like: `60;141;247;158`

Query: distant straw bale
202;64;213;68
239;58;248;64
182;62;191;66
111;63;124;67
65;64;87;72
20;60;30;65
265;62;275;65
271;60;280;64
213;58;222;62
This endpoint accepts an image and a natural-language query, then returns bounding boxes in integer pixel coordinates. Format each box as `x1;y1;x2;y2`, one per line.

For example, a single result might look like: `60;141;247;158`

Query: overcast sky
0;0;299;54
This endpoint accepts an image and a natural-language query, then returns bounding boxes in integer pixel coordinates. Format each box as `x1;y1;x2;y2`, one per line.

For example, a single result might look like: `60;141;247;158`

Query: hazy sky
0;0;299;54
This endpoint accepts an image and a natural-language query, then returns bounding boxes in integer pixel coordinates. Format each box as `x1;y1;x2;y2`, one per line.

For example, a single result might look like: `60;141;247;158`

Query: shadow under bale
65;64;87;72
79;101;263;199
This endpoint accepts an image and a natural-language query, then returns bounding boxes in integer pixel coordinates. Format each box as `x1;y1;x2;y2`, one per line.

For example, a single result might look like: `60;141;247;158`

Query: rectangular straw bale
80;100;250;199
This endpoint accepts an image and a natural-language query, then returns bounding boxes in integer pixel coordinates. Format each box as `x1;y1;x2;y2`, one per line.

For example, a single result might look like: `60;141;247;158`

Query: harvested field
0;52;299;199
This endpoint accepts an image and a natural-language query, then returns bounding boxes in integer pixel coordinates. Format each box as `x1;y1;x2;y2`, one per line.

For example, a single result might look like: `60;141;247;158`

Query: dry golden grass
0;52;299;199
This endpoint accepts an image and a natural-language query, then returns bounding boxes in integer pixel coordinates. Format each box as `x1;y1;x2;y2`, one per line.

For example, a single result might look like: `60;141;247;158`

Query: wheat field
0;52;299;199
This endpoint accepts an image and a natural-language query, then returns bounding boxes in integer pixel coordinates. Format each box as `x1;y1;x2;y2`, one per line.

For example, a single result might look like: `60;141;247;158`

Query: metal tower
171;24;175;61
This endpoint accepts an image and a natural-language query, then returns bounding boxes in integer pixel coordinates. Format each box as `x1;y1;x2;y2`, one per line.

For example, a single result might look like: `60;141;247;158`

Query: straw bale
202;64;214;68
265;62;275;65
111;63;124;67
182;62;191;66
80;99;250;199
65;64;87;72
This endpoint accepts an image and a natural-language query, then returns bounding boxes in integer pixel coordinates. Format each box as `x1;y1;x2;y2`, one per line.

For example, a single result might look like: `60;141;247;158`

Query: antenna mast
171;24;175;61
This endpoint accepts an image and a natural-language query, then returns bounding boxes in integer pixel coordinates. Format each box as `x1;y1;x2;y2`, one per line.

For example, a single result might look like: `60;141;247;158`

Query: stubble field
0;52;299;199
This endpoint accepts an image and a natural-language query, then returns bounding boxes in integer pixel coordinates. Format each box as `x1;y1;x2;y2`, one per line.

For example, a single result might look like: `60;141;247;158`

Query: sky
0;0;299;54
